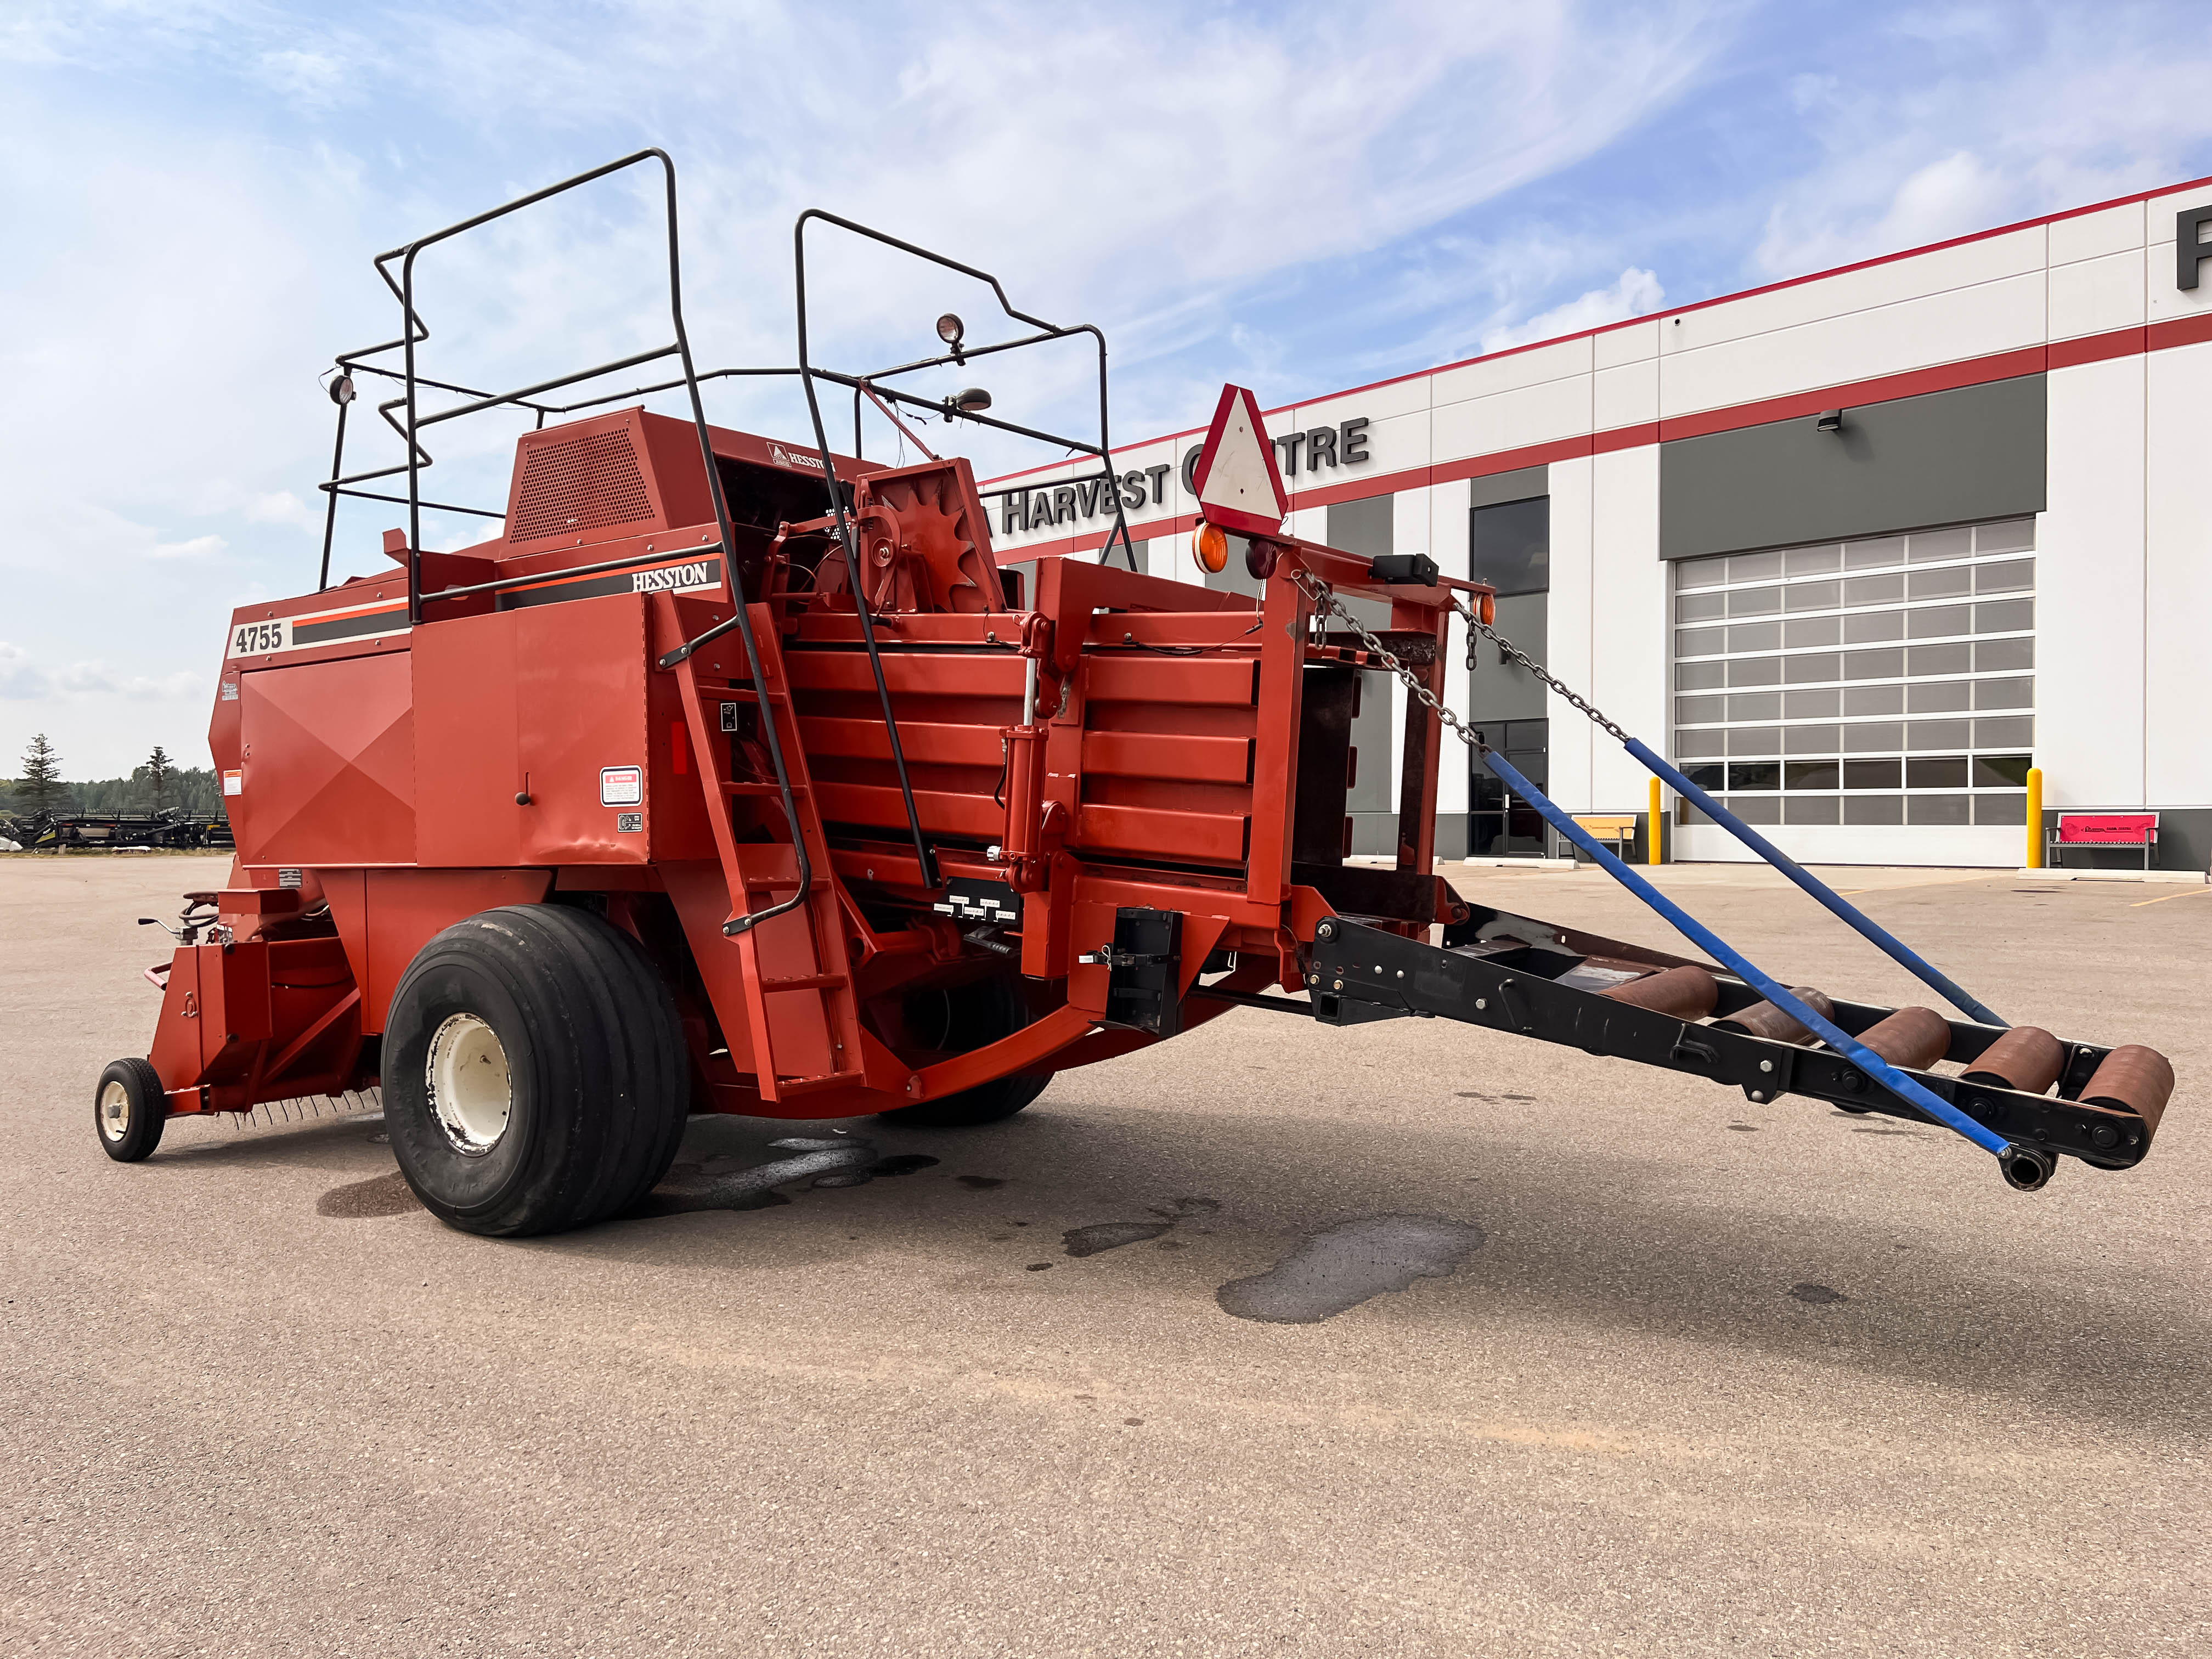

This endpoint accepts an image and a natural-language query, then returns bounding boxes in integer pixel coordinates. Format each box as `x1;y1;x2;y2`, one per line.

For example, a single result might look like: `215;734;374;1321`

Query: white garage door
1671;517;2034;865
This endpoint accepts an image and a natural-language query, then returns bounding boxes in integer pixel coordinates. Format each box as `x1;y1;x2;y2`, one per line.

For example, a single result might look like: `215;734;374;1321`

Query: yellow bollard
2025;766;2043;869
1647;775;1664;866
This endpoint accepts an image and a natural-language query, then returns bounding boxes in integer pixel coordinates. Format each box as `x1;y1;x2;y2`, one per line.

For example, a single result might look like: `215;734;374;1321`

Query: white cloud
148;534;228;560
1480;268;1666;354
0;642;201;703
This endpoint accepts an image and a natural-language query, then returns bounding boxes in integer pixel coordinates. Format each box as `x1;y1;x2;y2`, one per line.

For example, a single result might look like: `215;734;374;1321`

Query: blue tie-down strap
1477;746;2028;1172
1622;738;2006;1029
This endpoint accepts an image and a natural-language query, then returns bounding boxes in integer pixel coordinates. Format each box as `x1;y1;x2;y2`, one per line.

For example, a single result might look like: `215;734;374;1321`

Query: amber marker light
1192;520;1228;574
1476;590;1496;625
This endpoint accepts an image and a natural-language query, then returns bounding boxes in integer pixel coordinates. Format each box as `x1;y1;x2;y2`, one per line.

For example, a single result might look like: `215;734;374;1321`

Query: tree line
4;733;228;820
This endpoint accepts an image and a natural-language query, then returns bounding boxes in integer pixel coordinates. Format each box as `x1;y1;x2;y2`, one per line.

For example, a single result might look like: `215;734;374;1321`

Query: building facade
983;177;2212;871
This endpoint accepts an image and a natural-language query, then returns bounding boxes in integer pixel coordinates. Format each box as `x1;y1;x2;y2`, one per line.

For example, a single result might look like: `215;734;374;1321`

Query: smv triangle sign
1192;384;1289;537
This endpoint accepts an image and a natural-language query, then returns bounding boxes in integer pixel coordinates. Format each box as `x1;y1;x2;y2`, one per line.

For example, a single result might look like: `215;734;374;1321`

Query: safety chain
1286;567;1628;747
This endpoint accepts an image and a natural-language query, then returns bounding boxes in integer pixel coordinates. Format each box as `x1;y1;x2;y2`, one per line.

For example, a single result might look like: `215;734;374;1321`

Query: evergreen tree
18;733;64;815
144;745;173;811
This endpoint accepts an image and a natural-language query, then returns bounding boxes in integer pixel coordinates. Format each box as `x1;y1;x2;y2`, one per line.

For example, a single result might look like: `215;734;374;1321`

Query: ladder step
761;972;850;992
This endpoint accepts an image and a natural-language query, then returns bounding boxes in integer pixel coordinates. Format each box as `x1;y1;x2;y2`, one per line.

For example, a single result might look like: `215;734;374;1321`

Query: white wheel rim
98;1080;132;1143
426;1013;512;1155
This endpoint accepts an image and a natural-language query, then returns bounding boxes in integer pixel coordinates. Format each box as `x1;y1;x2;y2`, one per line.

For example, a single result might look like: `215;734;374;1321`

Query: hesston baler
95;153;2176;1232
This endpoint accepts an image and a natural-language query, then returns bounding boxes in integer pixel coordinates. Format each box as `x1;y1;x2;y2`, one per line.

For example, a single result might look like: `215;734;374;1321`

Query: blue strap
1478;747;2010;1160
1622;738;2006;1028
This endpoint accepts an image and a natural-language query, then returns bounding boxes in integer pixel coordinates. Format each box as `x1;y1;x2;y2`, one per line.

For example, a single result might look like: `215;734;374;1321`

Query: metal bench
2049;811;2158;871
1571;814;1640;862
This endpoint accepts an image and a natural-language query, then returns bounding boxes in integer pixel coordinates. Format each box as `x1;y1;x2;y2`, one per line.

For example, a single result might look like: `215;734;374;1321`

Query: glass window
1676;557;1726;589
1728;623;1781;652
1974;559;2034;594
1728;761;1781;792
1785;580;1841;612
1975;599;2034;634
1675;660;1726;690
1786;797;1841;823
1785;617;1842;647
1906;719;1972;751
1974;519;2035;554
1907;644;1971;676
1844;610;1905;642
1785;545;1843;575
1729;551;1784;583
1675;728;1725;757
1908;605;1972;639
1844;759;1902;789
1907;794;1971;824
1786;759;1841;789
1844;795;1904;823
1975;637;2033;672
1677;626;1725;656
1908;527;1972;562
1675;591;1726;622
1843;722;1905;753
1784;653;1841;684
1846;685;1904;716
1785;725;1841;754
1785;689;1841;718
1844;573;1905;606
1726;692;1780;721
1908;755;1969;788
1906;681;1971;713
1683;762;1725;791
1728;727;1781;755
1677;798;1711;825
1726;796;1782;824
1975;794;2027;825
1973;754;2033;788
1974;678;2033;709
1844;648;1905;680
1469;496;1549;595
1909;566;1972;600
1973;716;2034;748
1844;537;1905;569
1729;656;1783;687
1676;695;1725;724
1729;586;1783;617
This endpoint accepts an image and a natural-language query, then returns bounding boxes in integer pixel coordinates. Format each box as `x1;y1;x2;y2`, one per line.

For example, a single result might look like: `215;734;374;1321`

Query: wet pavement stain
955;1175;1005;1189
1789;1282;1848;1304
1216;1215;1485;1324
1455;1091;1538;1103
1726;1123;1760;1132
1063;1221;1171;1257
1025;1262;1053;1271
316;1171;420;1218
634;1138;921;1218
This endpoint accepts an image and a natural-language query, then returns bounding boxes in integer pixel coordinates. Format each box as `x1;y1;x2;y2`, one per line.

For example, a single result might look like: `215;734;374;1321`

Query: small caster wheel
94;1058;167;1162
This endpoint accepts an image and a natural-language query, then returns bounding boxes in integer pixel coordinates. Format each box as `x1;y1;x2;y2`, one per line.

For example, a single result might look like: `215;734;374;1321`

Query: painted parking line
2131;885;2212;907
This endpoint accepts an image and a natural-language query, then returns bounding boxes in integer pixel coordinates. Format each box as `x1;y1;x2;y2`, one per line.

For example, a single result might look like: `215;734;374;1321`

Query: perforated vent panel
507;429;656;543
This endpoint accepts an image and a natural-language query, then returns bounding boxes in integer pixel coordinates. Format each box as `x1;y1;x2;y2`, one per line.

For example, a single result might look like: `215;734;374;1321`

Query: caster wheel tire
383;905;688;1238
878;977;1053;1129
94;1057;167;1162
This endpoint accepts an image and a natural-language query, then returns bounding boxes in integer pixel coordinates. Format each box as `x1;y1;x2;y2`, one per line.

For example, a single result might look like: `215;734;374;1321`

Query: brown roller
1601;965;1719;1020
1711;986;1836;1044
2081;1045;2177;1136
1960;1025;2064;1095
1854;1006;1952;1071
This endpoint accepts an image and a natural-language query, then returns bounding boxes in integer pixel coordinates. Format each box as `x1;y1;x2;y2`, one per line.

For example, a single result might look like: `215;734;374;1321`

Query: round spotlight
936;313;964;347
951;387;992;414
1192;520;1228;575
328;372;356;407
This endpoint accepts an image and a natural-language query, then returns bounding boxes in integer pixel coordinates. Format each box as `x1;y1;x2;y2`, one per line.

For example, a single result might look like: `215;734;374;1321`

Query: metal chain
1286;568;1627;748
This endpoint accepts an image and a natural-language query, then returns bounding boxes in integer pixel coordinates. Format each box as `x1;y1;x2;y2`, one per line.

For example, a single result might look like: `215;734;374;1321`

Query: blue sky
5;0;2212;776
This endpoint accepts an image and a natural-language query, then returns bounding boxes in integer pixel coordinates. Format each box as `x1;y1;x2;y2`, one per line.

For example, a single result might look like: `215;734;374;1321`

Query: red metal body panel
148;409;1487;1128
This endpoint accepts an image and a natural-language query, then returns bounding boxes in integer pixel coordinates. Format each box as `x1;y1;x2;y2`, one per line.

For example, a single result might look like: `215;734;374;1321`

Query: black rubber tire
94;1057;166;1162
383;905;687;1237
877;977;1053;1129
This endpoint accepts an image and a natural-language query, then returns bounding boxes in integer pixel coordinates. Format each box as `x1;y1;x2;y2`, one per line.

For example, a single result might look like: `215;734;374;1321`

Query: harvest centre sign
991;413;1372;537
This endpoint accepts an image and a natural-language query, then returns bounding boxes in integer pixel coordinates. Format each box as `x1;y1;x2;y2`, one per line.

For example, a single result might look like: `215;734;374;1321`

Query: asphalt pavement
3;852;2208;1656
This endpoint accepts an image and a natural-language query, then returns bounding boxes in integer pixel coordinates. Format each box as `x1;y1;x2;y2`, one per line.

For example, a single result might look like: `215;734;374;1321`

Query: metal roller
1961;1025;2064;1095
1601;965;1718;1020
1854;1006;1952;1072
1712;986;1836;1044
2080;1045;2177;1136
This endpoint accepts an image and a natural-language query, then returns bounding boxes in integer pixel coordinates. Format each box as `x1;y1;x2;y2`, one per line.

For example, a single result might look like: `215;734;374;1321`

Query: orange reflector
1192;519;1228;574
1477;590;1496;626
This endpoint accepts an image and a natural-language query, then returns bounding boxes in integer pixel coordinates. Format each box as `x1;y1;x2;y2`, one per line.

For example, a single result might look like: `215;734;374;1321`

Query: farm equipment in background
12;810;231;853
94;152;2176;1233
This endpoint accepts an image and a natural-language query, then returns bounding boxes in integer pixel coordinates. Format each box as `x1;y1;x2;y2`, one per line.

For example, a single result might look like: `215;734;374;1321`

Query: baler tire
382;905;687;1238
877;977;1053;1129
94;1057;167;1162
